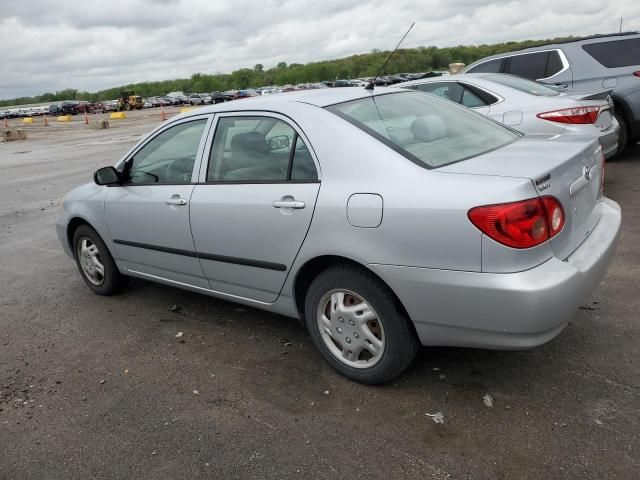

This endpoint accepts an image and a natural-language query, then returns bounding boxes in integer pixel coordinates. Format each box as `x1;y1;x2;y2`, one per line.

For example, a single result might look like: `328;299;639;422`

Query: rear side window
326;92;518;169
582;38;640;68
207;116;316;182
414;82;463;103
546;51;564;76
461;88;487;108
467;58;503;73
507;52;549;79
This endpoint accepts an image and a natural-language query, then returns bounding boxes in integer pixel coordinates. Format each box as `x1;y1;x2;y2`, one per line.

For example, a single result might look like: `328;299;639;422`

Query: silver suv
463;33;640;150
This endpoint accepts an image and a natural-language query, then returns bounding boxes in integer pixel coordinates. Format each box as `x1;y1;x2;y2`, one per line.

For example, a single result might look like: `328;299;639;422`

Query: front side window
207;116;317;182
126;119;207;184
507;52;550;79
483;74;560;96
467;58;503;73
327;91;518;169
582;38;640;68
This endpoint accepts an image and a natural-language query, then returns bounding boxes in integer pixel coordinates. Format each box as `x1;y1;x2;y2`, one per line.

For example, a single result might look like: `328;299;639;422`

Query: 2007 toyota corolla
57;87;621;384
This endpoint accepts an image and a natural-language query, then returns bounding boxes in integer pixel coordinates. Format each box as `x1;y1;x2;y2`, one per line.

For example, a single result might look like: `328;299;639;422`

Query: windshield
326;91;518;168
483;74;560;96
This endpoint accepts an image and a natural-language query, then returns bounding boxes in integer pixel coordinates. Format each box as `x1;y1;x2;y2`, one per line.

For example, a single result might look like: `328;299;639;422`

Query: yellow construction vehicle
116;91;143;111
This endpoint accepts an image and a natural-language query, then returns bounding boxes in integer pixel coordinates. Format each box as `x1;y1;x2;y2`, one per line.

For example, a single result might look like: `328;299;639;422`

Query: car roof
463;32;640;67
180;87;398;118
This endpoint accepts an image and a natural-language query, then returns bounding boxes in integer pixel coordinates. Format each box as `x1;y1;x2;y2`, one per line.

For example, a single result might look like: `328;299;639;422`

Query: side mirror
94;166;121;186
269;135;290;150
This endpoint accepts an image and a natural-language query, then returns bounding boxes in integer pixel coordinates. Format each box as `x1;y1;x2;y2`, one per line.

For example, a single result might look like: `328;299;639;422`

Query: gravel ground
1;110;638;479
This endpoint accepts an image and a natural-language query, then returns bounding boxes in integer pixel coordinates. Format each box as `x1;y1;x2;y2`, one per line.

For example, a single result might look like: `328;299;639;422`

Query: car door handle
165;197;188;206
272;200;305;209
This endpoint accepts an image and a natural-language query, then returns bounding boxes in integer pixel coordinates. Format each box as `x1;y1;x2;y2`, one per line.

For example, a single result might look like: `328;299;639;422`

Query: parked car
189;94;206;105
233;89;259;100
56;87;620;384
49;101;79;115
463;32;640;150
161;96;181;106
396;73;620;158
209;92;227;104
145;97;162;108
101;100;117;112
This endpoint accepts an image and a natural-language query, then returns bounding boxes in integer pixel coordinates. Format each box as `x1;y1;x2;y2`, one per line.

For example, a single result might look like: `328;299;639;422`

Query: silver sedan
395;73;621;159
56;87;621;384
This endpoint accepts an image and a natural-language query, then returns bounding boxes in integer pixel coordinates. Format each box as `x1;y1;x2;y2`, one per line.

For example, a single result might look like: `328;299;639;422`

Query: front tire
304;265;420;384
72;225;128;295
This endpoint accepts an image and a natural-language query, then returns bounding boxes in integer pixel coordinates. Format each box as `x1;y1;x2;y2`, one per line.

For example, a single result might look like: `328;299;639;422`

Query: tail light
633;71;640;77
537;106;600;124
468;196;565;249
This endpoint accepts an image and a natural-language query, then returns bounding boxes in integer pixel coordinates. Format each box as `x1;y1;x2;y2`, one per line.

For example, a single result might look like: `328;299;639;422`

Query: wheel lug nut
336;327;343;334
349;319;355;325
353;332;359;339
345;337;351;344
339;317;344;323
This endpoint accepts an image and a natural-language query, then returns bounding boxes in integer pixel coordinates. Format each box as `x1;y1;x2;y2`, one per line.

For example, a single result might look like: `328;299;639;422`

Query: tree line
0;36;577;107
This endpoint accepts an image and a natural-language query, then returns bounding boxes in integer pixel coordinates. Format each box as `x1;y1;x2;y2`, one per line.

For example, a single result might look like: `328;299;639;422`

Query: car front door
189;113;321;303
105;115;212;288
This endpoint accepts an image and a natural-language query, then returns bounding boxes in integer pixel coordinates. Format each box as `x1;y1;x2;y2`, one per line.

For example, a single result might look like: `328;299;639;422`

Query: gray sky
1;0;638;99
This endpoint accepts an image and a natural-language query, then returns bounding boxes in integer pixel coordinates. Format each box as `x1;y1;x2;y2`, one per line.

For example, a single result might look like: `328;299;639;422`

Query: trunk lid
440;135;603;259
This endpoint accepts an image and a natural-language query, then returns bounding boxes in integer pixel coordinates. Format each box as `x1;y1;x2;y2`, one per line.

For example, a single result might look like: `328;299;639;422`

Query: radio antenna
365;22;415;90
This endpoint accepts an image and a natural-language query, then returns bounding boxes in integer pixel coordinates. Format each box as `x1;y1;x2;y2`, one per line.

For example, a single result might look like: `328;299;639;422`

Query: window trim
466;48;570;81
198;111;321;184
115;114;213;187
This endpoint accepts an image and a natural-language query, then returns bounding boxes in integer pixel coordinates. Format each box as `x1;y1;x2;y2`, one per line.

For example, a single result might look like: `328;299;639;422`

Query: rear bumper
369;198;621;349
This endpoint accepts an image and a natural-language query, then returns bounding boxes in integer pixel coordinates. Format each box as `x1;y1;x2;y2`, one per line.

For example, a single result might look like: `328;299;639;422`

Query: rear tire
72;225;128;295
304;265;420;384
614;112;629;155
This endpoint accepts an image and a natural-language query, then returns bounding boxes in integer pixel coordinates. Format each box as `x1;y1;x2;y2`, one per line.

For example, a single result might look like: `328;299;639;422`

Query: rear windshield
326;91;518;168
582;38;640;68
483;74;560;96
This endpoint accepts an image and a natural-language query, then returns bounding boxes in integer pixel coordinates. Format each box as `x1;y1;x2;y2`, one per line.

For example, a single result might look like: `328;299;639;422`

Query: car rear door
189;112;321;303
105;115;212;288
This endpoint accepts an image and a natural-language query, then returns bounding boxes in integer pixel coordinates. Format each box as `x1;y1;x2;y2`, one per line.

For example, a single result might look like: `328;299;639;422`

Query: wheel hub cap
317;290;385;369
77;237;105;286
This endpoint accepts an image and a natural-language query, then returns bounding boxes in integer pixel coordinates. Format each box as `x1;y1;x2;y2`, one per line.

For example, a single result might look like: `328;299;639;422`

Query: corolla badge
583;165;592;181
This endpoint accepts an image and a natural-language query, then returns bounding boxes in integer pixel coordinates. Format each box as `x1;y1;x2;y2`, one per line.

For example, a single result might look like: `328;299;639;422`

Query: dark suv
463;33;640;150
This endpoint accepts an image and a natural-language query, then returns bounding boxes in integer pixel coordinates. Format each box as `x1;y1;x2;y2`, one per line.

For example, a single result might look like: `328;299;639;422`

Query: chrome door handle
272;200;305;209
165;197;187;206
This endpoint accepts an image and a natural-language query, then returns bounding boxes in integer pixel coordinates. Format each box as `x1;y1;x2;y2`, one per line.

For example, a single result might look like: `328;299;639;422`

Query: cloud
0;0;638;99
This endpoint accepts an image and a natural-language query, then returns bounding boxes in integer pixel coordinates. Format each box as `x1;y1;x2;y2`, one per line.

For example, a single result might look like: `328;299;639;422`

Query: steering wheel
166;158;193;183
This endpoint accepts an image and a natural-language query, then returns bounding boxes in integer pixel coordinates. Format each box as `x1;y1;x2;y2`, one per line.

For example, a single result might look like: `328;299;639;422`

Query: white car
396;73;620;159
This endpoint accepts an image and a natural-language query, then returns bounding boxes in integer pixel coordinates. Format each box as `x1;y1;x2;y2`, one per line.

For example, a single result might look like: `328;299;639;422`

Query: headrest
230;131;269;155
410;115;447;143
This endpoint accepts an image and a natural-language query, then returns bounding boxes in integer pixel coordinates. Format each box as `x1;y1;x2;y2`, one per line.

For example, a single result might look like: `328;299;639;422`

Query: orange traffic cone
44;115;49;126
84;113;89;125
161;109;167;121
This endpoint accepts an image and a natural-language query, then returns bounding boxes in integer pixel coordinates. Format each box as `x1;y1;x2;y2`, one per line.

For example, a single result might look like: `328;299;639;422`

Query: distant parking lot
0;112;638;479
